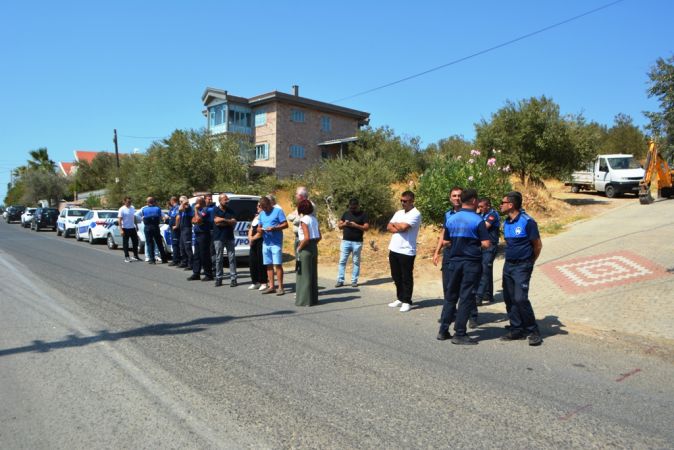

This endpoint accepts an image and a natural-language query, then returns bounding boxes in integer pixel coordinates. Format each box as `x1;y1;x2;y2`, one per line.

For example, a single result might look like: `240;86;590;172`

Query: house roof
202;87;370;125
59;162;75;176
74;150;111;164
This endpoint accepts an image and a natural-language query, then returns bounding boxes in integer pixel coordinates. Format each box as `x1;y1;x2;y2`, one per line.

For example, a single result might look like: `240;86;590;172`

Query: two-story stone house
202;86;370;177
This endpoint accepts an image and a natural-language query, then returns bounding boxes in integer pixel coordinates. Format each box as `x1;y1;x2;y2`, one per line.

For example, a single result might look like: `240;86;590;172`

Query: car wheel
107;234;117;250
605;184;616;198
76;229;81;241
571;185;580;193
88;232;94;245
56;227;62;236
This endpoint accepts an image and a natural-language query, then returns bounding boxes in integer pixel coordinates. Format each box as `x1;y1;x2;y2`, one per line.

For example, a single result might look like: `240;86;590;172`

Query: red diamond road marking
541;251;669;295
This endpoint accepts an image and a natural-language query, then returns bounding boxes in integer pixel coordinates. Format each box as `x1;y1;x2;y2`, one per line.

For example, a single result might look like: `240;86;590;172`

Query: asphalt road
1;221;673;449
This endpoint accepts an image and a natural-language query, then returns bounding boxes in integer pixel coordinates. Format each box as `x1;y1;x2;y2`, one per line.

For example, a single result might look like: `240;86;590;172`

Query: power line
332;0;626;103
119;134;164;140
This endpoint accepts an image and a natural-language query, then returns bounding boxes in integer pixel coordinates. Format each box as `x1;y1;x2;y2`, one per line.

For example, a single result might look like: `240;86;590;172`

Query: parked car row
3;194;261;260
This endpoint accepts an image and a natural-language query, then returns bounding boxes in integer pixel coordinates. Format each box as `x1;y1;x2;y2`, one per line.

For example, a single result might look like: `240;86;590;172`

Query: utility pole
113;129;120;183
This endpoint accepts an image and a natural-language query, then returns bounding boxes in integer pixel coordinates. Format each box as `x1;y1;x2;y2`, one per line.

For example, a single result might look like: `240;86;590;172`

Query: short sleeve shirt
388;207;422;256
341;210;369;242
482;208;501;244
213;205;236;241
443;209;490;262
259;207;287;246
298;215;320;241
503;212;540;261
118;205;136;229
179;205;193;230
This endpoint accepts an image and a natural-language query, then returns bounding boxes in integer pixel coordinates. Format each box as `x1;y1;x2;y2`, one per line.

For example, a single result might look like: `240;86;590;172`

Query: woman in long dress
295;199;321;306
247;202;268;290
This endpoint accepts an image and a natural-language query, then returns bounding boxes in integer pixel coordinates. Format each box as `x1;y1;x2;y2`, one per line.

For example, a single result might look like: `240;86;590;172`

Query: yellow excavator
638;141;674;204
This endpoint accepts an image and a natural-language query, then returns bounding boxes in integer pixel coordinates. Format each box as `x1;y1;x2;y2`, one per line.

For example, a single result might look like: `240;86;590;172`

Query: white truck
566;154;645;198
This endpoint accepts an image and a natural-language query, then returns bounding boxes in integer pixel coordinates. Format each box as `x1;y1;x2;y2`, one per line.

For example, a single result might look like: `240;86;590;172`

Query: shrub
416;149;512;224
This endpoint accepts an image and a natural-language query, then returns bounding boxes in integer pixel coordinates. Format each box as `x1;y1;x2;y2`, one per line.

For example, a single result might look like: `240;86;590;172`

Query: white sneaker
388;300;403;308
399;303;411;313
144;257;150;262
248;283;259;290
258;284;268;291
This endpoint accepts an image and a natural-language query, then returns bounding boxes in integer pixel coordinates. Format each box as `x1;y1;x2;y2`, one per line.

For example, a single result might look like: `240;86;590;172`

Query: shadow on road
558;197;610;206
0;310;295;358
319;295;361;304
361;277;393;286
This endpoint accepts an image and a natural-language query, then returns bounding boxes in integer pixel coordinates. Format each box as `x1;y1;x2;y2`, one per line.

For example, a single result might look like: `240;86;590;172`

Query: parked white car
21;208;37;228
74;210;119;244
57;207;89;237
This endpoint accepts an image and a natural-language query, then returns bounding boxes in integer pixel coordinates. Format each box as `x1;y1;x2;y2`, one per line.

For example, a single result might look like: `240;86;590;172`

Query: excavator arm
639;141;674;204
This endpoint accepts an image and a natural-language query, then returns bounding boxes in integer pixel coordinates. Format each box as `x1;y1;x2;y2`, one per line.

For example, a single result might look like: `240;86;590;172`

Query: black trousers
144;224;167;262
171;228;181;262
249;239;268;284
439;259;482;336
193;232;213;277
389;251;416;304
180;227;193;267
122;228;139;258
502;261;539;333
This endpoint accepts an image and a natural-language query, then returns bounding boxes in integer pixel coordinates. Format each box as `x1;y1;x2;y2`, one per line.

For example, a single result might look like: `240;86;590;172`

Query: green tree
475;96;586;185
75;152;117;192
420;135;473;171
20;170;68;206
349;126;421;182
645;55;674;160
599;114;647;158
27;147;55;172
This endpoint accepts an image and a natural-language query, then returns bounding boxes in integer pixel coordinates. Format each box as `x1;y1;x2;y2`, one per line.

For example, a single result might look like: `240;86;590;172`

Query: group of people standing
384;187;543;347
115;184;543;343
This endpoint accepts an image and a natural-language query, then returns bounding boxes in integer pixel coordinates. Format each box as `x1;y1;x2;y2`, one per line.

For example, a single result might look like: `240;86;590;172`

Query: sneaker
124;257;131;263
528;331;543;346
259;284;268;291
148;260;156;265
187;274;200;281
351;282;358;288
144;258;150;262
132;256;140;261
500;331;526;341
451;335;478;345
261;287;276;295
183;266;192;271
468;318;479;329
249;283;260;290
168;262;179;267
202;276;214;282
276;289;285;296
475;297;483;307
215;279;223;287
230;280;238;287
399;303;411;313
388;300;403;308
436;331;452;341
335;281;344;288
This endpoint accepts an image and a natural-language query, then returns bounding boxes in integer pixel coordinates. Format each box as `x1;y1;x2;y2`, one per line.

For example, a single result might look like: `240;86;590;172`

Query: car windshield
98;212;117;219
607;157;641;170
68;210;88;217
228;199;259;222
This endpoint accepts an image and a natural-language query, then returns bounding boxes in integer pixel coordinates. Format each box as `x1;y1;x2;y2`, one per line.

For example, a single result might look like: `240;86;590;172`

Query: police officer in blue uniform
500;191;543;346
205;193;217;268
177;195;193;270
140;196;167;264
437;189;491;345
187;197;214;281
167;196;182;266
432;186;463;297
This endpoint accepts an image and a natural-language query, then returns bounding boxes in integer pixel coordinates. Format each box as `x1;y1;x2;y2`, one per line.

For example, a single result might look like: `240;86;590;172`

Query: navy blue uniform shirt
443;208;490;261
503;212;540;261
193;207;212;233
205;202;216;227
482;208;500;244
168;204;179;227
213;205;236;241
142;205;162;226
179;205;193;230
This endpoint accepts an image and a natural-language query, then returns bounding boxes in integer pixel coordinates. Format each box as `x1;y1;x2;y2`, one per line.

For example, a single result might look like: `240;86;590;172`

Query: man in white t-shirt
387;190;422;312
117;196;140;262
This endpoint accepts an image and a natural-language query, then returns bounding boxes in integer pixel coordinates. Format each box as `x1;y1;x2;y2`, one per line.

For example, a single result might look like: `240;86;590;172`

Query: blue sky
1;0;672;202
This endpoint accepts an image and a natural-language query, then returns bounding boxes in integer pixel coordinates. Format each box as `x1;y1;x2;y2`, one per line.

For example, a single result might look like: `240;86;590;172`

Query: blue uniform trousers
171;228;181;263
180;227;193;267
193;231;213;277
502;261;539;333
144;224;167;263
439;259;481;336
476;245;497;301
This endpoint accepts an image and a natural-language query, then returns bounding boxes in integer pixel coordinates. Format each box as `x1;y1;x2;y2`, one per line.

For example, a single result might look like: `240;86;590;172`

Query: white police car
57;207;89;237
21;208;37;228
75;209;119;244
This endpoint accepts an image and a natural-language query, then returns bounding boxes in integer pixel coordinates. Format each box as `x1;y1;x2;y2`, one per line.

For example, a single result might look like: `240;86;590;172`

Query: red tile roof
74;150;110;164
59;162;75;176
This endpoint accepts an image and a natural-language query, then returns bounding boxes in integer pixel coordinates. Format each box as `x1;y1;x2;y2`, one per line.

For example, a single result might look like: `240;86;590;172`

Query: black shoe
168;262;178;267
500;330;526;341
202;276;214;282
230;280;238;287
183;267;192;271
148;260;156;265
468;318;478;329
475;297;483;306
528;331;543;346
215;279;223;287
436;331;452;341
335;281;343;288
451;335;478;345
187;274;200;281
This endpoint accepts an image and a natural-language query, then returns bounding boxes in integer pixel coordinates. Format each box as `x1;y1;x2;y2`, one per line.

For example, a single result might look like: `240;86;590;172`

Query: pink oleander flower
470;149;481;156
487;157;496;167
468;175;475;182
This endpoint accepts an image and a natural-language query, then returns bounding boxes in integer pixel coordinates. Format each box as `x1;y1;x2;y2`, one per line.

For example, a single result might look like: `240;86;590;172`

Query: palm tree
27;147;55;172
